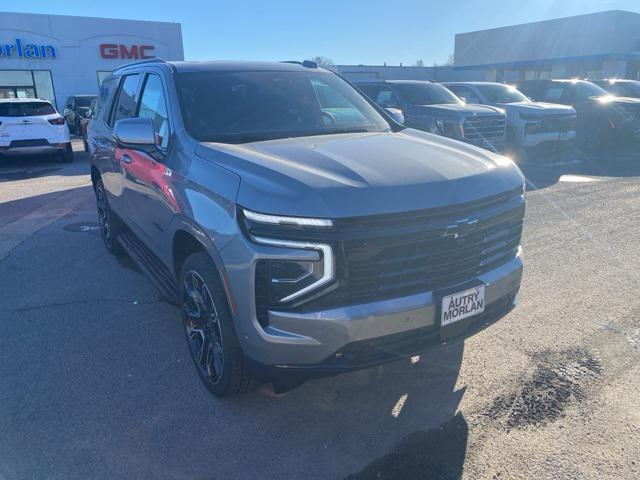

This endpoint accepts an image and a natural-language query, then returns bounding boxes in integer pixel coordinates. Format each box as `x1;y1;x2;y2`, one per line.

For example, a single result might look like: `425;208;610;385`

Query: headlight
253;237;333;303
243;209;333;228
436;118;464;139
519;113;542;121
520;113;543;134
241;209;335;304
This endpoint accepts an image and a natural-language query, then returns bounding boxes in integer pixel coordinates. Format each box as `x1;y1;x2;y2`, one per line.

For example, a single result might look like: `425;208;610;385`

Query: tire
94;178;124;256
180;251;251;397
61;143;74;163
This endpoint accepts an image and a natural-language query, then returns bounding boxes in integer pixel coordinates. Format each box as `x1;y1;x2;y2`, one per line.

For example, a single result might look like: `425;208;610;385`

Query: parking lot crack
3;297;162;313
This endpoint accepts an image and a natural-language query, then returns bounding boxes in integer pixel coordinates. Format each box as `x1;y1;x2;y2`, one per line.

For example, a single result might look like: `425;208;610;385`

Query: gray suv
356;80;508;151
88;59;525;397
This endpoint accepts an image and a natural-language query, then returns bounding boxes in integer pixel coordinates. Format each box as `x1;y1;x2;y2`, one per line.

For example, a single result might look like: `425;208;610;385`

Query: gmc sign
99;44;155;59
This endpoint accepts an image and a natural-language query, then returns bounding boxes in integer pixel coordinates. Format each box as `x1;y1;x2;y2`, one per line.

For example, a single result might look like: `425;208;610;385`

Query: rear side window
374;87;401;108
0;102;56;116
111;74;141;126
545;85;565;101
357;85;380;100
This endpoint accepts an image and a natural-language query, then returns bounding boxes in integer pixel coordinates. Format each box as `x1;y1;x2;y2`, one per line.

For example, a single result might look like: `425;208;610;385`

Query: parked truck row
355;78;640;155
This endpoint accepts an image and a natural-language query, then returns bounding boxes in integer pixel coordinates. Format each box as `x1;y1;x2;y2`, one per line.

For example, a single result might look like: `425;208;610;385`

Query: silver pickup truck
445;82;577;149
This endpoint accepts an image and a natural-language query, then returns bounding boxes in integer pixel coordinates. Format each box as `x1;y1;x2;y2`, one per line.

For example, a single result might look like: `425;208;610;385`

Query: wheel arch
170;220;238;316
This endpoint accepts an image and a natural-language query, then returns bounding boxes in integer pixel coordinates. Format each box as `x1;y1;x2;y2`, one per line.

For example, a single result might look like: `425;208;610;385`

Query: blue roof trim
453;52;640;70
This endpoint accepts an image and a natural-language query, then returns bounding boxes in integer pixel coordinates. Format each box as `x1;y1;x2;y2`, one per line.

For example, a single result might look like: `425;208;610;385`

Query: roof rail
281;60;318;69
114;57;167;72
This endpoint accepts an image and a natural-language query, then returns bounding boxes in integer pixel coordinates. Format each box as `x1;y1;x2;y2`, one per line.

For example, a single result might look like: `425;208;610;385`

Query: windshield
573;81;609;98
0;101;56;117
475;84;530;103
75;97;95;108
606;82;640;97
176;70;390;143
393;83;461;105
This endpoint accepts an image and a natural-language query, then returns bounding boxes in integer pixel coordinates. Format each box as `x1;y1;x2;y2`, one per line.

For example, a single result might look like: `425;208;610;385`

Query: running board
118;228;180;306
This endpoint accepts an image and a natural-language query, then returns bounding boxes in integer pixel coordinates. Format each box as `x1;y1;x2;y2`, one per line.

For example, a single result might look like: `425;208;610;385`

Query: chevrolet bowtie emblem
442;218;479;239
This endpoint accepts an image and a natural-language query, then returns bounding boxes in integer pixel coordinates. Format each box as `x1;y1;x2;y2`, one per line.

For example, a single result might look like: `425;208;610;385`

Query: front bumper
520;129;576;148
221;233;523;369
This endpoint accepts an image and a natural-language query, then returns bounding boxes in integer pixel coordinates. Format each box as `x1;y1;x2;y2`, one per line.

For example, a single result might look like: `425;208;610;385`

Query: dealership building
454;10;640;82
337;10;640;83
0;12;183;110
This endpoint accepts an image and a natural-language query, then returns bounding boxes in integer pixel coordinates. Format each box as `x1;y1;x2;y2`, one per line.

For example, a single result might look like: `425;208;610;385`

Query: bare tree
414;59;425;67
310;56;335;68
445;53;455;66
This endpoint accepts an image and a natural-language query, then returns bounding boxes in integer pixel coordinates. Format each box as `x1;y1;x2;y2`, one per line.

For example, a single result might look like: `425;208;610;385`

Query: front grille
537;114;576;133
336;195;523;305
617;103;640;120
463;116;507;141
9;139;49;148
255;187;524;320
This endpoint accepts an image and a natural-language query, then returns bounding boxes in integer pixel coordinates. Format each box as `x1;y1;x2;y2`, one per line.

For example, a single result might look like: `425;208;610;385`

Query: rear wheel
180;251;251;397
95;178;124;255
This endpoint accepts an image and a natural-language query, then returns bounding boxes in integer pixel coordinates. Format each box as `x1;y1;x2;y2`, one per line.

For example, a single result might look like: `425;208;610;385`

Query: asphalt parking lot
1;141;639;480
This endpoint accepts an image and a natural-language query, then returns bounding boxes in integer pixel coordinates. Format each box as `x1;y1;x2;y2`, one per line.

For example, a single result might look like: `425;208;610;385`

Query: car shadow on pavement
0;142;88;179
513;144;640;191
236;341;469;479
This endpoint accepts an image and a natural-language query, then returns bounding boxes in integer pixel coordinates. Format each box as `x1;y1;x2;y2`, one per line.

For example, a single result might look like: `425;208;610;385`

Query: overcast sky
4;0;638;65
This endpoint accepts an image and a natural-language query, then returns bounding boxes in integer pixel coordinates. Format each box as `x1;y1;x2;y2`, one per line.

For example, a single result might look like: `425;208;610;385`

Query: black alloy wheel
183;270;225;385
95;179;123;255
179;252;251;397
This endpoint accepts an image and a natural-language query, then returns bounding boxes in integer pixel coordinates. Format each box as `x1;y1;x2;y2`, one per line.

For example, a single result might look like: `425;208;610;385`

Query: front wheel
95;178;124;255
180;252;251;397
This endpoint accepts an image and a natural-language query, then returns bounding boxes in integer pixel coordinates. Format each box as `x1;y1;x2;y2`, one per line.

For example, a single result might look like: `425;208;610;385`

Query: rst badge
441;285;486;326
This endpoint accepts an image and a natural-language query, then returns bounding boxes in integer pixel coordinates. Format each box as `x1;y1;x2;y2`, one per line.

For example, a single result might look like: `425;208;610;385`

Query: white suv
0;99;73;162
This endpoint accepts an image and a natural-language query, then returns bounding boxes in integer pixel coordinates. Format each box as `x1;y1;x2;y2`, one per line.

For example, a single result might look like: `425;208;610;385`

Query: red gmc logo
99;44;155;59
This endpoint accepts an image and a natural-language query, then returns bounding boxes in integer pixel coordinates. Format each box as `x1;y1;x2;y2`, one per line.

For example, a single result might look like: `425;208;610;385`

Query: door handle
121;154;132;164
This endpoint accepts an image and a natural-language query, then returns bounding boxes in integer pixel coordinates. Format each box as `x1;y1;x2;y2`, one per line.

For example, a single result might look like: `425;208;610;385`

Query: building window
0;70;55;105
97;71;113;87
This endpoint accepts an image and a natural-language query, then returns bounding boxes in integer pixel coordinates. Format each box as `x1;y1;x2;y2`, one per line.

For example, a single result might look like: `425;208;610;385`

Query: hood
595;95;640;106
409;103;505;117
496;101;575;116
195;130;524;219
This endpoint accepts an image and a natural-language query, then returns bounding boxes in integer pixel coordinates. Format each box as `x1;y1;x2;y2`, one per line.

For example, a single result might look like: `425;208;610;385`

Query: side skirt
117;227;180;306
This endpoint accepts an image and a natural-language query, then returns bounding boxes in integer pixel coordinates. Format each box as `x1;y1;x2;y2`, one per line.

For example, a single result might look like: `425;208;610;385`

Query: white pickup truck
444;82;577;149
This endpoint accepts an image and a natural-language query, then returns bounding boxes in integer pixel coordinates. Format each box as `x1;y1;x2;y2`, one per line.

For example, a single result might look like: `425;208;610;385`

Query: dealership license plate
559;131;570;140
441;285;485;327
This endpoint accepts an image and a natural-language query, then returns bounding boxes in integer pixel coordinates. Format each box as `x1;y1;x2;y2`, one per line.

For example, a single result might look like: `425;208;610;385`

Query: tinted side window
544;85;565;101
358;85;380;100
374;87;401;108
138;74;170;149
97;77;118;120
111;74;141;126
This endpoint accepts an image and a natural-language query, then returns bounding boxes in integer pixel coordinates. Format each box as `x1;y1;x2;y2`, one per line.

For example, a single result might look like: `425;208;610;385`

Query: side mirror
385;108;405;125
113;117;156;146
